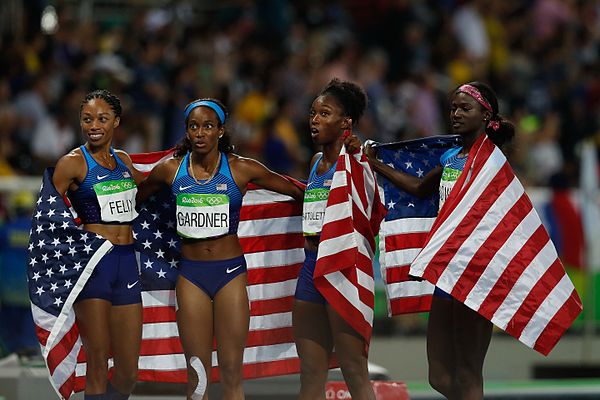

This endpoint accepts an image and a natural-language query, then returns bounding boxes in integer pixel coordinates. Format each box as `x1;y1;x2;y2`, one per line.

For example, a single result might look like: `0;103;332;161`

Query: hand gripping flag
375;135;462;315
314;144;387;345
27;169;113;399
410;134;583;355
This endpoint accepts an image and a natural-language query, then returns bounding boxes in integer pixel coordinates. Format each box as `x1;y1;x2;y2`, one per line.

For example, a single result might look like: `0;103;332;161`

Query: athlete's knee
218;362;243;387
428;370;454;397
455;366;483;391
112;366;138;392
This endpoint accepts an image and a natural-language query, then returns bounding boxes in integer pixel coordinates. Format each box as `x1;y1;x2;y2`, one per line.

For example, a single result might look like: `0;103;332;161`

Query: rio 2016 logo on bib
93;179;138;223
176;193;230;239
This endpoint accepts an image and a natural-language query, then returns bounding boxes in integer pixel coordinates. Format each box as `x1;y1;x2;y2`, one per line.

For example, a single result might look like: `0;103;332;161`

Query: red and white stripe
410;135;582;355
379;216;435;315
314;146;386;344
70;182;306;390
131;149;174;174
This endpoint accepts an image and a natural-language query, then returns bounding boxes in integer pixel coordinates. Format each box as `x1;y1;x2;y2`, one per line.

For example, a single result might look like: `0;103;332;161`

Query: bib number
176;193;230;239
93;179;138;223
302;188;329;235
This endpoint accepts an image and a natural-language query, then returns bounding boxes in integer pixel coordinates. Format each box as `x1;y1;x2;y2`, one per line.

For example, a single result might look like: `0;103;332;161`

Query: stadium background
0;0;599;399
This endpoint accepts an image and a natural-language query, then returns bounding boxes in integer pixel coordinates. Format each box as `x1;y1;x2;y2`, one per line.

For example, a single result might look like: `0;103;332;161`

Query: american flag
410;134;583;355
376;136;461;315
28;151;308;398
314;144;386;344
27;169;114;399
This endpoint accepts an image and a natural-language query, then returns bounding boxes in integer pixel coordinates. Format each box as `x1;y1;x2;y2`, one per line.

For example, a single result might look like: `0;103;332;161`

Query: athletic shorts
76;244;141;305
294;249;326;304
433;286;453;300
179;255;247;299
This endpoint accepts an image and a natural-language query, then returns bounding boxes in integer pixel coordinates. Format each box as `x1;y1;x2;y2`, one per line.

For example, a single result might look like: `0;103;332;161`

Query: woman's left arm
233;156;304;202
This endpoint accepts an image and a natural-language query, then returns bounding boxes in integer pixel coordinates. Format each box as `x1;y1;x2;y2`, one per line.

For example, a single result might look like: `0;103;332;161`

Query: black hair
318;78;368;127
174;98;234;157
459;81;515;148
80;89;122;118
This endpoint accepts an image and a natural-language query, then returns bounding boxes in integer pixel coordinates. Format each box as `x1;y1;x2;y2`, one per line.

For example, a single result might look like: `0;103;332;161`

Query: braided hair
80;89;122;118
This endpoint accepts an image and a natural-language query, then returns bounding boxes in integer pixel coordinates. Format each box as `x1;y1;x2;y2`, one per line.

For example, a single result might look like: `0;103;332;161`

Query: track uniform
434;146;467;300
68;146;140;304
295;154;336;304
172;152;246;298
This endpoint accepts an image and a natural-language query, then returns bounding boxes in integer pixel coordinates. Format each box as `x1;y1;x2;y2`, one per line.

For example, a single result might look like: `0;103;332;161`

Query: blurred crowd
0;0;598;185
0;0;599;349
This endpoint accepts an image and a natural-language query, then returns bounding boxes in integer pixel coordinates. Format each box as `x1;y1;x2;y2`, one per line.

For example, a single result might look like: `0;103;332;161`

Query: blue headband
184;100;226;124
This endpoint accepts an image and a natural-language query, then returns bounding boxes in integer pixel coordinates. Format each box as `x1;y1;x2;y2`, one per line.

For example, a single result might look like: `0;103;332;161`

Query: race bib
176;193;230;239
302;188;329;235
93;179;138;223
439;167;461;211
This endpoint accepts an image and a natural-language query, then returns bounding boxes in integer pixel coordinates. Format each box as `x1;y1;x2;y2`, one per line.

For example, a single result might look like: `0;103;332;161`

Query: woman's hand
364;140;377;160
342;132;362;154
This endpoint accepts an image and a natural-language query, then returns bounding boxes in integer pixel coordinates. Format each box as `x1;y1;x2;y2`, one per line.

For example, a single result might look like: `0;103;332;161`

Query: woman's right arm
365;145;441;198
135;159;176;204
52;151;85;196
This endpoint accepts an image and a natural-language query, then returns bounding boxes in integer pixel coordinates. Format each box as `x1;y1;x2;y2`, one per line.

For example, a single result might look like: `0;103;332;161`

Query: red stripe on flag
477;226;550;318
239;234;304;254
451;193;533;302
250;296;295;315
385;232;428;252
46;323;80;375
505;259;565;338
389;296;432;315
240;202;302;220
247;264;302;285
533;290;582;355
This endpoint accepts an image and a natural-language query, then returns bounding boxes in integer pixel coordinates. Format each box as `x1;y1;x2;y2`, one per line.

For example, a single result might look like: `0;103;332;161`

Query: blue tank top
68;146;138;224
439;146;467;211
302;154;337;236
171;152;243;238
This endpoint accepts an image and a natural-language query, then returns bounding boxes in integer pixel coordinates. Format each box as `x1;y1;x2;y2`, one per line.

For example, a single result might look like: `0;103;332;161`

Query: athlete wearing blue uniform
136;98;303;400
295;154;336;304
293;79;376;400
52;90;146;400
366;82;515;400
69;144;141;305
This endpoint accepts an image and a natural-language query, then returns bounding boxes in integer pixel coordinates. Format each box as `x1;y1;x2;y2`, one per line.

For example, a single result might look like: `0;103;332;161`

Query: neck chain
190;152;220;186
88;145;114;169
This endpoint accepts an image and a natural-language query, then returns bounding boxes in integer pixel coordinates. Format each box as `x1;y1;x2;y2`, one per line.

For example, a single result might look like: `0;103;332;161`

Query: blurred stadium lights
40;5;58;35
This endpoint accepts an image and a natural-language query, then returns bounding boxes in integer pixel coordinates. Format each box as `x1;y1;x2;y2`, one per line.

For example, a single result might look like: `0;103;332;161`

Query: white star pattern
47;195;57;204
144;260;154;269
387;200;396;209
140;221;150;230
157;269;166;278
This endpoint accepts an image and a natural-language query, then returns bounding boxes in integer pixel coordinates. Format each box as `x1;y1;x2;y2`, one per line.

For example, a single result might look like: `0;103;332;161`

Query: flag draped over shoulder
29;151;306;398
376;135;461;315
314;145;386;344
27;169;114;399
410;134;583;355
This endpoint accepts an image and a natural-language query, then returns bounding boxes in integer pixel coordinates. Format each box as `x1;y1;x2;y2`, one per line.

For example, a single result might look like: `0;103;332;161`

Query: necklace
190;152;220;186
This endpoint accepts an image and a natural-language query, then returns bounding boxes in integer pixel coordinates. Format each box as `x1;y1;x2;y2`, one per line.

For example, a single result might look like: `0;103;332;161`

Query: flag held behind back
375;135;462;315
410;134;583;355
